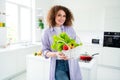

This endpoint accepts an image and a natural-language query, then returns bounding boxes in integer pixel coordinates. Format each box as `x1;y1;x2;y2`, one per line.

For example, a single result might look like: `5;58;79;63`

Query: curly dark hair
47;5;74;27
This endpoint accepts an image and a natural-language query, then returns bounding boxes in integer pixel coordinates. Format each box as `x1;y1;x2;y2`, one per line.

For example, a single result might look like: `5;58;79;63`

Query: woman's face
55;10;66;27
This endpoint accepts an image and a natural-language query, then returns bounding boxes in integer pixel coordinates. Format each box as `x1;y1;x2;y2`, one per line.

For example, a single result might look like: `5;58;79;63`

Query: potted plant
38;19;44;29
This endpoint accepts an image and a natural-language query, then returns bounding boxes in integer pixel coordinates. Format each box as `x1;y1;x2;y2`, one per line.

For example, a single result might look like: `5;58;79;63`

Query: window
6;0;32;44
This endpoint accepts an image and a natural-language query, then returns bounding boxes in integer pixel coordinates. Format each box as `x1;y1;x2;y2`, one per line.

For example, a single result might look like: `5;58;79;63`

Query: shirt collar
50;25;65;32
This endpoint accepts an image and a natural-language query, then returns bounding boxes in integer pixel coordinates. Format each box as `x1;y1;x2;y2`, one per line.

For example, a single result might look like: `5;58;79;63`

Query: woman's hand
46;51;69;60
56;52;69;60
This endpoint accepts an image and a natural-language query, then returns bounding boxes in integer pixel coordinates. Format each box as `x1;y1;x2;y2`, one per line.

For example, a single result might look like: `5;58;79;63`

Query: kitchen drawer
99;47;120;68
97;66;120;80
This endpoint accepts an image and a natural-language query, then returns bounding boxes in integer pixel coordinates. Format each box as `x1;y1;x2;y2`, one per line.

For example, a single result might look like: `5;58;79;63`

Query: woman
41;5;82;80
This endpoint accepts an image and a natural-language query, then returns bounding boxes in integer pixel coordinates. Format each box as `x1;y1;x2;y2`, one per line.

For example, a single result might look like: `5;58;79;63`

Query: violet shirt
41;25;82;80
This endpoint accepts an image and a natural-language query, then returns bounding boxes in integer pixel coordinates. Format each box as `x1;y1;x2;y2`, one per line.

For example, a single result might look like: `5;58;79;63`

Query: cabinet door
97;66;120;80
16;49;27;73
0;28;7;47
27;57;44;80
100;47;120;68
75;8;104;31
79;58;98;80
16;46;41;73
0;0;6;47
43;59;50;80
0;51;17;80
26;56;50;80
104;7;120;32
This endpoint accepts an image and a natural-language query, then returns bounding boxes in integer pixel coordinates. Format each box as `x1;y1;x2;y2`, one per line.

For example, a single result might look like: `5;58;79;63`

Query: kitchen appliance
92;39;100;44
103;32;120;48
80;53;99;62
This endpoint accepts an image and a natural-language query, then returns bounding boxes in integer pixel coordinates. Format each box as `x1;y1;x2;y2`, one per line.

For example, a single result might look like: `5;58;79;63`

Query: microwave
103;32;120;48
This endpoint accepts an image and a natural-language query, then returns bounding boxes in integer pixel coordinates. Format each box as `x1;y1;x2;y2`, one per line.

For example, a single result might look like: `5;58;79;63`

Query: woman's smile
55;10;66;27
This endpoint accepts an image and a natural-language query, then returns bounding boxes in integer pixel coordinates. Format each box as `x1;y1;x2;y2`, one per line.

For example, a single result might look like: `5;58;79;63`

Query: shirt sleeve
68;27;77;40
41;29;51;59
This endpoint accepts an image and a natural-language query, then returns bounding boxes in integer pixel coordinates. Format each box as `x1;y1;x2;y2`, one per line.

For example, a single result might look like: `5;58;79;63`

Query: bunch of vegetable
34;50;42;56
51;32;82;52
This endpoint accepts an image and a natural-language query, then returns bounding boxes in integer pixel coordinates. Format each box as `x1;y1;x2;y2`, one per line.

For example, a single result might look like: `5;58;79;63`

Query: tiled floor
11;72;26;80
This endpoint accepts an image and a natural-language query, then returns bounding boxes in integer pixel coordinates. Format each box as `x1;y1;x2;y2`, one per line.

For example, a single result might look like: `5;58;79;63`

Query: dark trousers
55;60;70;80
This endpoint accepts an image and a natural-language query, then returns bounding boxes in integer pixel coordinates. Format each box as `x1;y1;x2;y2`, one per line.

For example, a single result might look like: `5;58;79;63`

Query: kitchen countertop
0;43;41;53
27;55;98;80
27;55;97;69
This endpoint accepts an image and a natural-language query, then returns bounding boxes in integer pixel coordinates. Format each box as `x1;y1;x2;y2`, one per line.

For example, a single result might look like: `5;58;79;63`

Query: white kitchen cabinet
0;51;17;80
0;0;5;22
26;55;97;80
26;55;50;80
97;47;120;80
97;66;120;80
75;7;104;32
52;1;105;32
0;44;41;80
79;58;97;80
0;0;6;47
99;47;120;68
104;7;120;32
0;28;7;47
16;46;40;73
